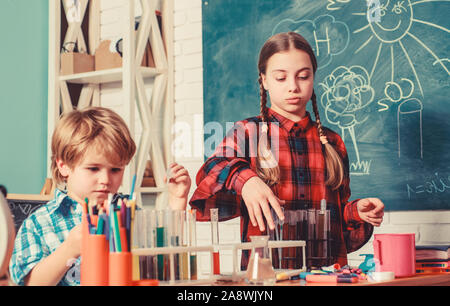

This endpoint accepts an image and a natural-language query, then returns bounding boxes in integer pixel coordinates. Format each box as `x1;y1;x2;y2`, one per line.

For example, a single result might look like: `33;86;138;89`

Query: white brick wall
173;0;242;278
102;0;450;276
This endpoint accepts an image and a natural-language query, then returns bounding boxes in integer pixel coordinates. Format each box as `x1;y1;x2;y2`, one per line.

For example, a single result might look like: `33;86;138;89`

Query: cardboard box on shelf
141;160;156;187
94;40;154;71
60;52;95;75
94;40;122;71
141;177;156;187
146;43;155;68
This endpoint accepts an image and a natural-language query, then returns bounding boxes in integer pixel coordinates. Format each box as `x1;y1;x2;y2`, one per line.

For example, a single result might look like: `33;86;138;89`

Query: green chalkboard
202;0;450;211
0;0;48;194
7;199;47;233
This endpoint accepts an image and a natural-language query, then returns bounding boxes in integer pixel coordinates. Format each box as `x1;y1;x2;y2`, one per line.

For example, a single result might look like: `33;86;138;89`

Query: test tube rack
215;240;307;282
132;245;215;286
132;239;306;285
268;240;306;270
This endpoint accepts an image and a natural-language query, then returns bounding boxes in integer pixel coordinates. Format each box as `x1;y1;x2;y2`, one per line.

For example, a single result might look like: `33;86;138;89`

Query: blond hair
51;107;136;187
257;32;344;190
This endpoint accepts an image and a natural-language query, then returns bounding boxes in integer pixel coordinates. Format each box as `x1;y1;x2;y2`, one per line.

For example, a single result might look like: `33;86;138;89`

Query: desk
275;273;450;286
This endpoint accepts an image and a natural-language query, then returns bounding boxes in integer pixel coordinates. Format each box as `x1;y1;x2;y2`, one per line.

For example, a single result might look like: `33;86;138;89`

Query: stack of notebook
415;245;450;274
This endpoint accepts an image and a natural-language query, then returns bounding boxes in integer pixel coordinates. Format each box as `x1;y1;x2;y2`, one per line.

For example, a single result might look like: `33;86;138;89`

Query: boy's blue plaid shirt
9;189;82;286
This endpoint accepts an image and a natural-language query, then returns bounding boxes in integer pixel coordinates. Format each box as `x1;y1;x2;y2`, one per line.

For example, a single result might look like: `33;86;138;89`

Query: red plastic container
373;233;416;278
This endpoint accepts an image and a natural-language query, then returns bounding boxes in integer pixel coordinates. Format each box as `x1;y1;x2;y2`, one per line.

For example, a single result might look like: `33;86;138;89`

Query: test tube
179;210;189;280
156;209;168;281
210;208;220;275
173;209;189;281
287;210;298;269
316;199;331;267
149;209;158;279
133;209;156;280
268;208;278;269
279;206;285;240
277;207;284;269
281;210;290;269
307;209;316;268
169;210;184;280
136;209;147;279
295;210;306;268
142;209;157;279
187;209;197;280
326;208;331;264
316;209;326;267
133;209;146;279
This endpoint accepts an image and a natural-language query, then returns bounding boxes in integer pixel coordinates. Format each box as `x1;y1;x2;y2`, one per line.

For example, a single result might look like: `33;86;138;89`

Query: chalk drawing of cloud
272;15;350;70
319;65;375;128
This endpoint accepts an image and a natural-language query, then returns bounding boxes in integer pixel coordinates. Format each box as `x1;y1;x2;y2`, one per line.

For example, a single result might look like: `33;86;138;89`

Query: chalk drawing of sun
352;0;450;98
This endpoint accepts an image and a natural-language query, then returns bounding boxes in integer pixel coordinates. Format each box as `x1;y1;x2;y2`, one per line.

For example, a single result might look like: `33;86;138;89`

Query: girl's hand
357;198;385;227
165;163;192;210
241;176;285;232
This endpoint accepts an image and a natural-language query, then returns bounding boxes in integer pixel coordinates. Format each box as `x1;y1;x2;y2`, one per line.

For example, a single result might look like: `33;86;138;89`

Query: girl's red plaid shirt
189;108;373;269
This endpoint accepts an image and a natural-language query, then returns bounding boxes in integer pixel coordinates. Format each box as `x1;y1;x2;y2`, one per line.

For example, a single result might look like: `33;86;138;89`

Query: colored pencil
129;198;136;220
126;202;131;251
86;213;93;234
120;198;126;227
129;174;137;200
112;206;122;252
96;209;105;235
107;193;113;214
109;215;115;252
82;198;89;214
104;210;110;241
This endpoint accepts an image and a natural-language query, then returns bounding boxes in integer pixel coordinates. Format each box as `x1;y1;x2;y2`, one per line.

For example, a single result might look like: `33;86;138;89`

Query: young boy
9;107;191;286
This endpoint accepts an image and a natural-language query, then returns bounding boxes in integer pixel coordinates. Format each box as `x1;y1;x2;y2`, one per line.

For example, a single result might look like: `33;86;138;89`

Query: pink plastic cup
373;233;416;278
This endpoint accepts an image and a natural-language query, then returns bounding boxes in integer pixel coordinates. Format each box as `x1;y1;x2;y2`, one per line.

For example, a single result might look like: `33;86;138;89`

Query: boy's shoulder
19;197;58;231
18;190;75;232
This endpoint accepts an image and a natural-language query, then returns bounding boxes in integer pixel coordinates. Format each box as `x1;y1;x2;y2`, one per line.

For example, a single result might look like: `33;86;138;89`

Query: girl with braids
189;32;384;268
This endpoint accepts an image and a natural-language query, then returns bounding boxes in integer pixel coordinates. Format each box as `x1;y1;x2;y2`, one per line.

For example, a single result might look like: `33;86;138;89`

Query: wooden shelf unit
48;0;174;208
60;67;165;84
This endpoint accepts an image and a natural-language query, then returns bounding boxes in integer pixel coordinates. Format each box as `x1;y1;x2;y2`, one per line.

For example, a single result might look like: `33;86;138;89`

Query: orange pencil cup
109;252;132;286
81;234;109;286
81;213;109;286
